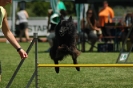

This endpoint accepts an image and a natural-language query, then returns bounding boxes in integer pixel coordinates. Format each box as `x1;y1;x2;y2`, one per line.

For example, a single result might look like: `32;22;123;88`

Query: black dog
50;16;80;73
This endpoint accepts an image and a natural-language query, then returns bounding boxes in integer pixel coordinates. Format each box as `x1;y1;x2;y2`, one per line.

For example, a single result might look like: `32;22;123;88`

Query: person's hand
95;27;101;30
18;49;28;59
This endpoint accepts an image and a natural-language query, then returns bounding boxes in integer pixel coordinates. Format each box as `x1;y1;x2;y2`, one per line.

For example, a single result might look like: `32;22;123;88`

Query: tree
25;1;76;17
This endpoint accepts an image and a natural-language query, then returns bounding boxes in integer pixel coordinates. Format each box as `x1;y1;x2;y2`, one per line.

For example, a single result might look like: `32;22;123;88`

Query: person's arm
24;10;29;18
2;9;28;59
86;18;95;30
94;20;101;30
109;7;114;19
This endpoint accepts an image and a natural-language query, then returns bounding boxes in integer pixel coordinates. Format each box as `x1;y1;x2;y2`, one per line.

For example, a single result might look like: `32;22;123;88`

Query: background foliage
25;1;76;17
3;1;76;17
3;1;133;17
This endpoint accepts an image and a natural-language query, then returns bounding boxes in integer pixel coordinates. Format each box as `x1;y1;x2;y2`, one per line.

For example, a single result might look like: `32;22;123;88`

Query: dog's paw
55;67;60;73
76;67;80;71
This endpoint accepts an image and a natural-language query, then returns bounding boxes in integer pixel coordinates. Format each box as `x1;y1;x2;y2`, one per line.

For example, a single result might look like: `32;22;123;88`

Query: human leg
22;22;30;42
97;29;103;42
79;31;86;52
89;39;97;51
19;29;24;42
88;30;98;51
105;27;113;43
24;28;30;42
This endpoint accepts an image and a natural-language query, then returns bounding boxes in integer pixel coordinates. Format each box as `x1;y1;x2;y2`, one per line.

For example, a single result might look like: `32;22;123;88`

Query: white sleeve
0;6;5;28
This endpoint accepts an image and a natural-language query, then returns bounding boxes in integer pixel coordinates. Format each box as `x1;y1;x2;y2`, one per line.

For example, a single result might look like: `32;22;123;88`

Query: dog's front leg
54;59;59;73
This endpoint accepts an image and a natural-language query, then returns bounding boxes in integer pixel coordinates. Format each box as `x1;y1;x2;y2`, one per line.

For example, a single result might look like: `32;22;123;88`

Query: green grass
0;42;133;88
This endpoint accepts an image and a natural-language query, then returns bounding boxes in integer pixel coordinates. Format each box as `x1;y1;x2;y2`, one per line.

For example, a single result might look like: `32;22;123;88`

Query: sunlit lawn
0;42;133;88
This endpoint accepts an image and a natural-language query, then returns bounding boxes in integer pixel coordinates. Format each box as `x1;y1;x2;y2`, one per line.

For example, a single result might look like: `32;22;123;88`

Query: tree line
4;1;133;17
23;1;76;17
4;1;76;17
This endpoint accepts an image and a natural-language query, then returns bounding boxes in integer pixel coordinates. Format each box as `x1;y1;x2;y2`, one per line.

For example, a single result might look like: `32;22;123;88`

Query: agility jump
38;64;133;67
5;33;133;88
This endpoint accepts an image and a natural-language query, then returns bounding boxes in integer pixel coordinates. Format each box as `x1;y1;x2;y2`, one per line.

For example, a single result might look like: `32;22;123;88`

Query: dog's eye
60;27;64;30
66;27;69;31
64;27;67;30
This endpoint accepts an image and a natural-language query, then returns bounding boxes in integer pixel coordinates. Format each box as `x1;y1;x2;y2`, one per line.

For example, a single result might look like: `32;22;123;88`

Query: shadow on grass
33;51;50;53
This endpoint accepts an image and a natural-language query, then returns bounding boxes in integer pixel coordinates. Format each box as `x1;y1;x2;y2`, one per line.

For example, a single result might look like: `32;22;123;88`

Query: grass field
0;42;133;88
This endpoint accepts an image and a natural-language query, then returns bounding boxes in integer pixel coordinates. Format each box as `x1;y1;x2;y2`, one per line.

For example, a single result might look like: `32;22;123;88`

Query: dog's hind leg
72;53;80;71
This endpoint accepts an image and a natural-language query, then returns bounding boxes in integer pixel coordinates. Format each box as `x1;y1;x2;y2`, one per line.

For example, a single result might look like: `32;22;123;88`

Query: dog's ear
68;16;72;21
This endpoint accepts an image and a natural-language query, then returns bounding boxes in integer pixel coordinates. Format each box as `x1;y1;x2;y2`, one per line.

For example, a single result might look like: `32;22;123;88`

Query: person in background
99;0;114;43
45;0;67;52
80;8;102;52
45;9;58;52
17;7;30;42
45;9;67;52
0;0;28;58
57;0;66;11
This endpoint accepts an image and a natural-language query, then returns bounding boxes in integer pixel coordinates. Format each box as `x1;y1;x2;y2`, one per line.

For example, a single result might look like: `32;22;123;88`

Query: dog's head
58;16;75;37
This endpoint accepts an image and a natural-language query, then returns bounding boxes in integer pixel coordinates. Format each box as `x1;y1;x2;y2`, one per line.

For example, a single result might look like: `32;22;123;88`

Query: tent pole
11;1;17;33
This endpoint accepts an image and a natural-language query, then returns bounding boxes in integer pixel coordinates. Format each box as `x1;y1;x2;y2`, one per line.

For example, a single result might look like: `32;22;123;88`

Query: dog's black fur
50;16;80;73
